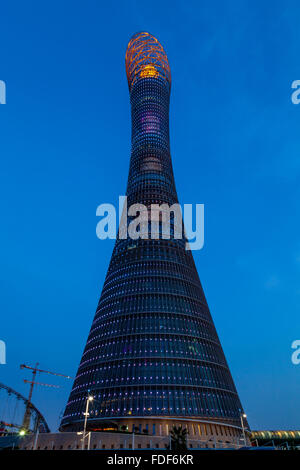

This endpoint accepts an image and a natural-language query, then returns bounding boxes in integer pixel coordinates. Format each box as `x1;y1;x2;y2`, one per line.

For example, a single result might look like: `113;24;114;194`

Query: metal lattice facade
60;32;247;438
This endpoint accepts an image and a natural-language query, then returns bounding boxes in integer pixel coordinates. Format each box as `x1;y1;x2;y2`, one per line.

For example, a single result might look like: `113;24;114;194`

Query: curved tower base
61;416;249;447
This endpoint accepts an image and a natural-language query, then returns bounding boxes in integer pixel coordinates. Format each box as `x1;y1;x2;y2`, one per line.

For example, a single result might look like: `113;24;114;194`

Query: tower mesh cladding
60;32;248;435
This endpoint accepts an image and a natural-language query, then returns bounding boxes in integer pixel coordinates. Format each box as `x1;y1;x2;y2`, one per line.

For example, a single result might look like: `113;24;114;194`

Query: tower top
125;31;171;91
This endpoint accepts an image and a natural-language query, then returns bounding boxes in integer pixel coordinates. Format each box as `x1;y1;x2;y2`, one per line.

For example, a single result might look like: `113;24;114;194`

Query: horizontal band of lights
62;386;242;420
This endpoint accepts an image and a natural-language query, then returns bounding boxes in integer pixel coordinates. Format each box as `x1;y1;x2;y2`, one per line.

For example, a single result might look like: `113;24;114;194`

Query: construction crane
20;363;72;432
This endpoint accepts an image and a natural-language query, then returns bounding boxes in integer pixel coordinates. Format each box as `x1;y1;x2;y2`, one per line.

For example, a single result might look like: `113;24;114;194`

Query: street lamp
81;394;94;450
240;413;247;447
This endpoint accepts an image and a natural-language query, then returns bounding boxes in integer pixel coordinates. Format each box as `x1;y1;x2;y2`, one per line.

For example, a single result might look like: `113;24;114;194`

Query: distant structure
60;32;249;446
0;382;50;434
20;363;72;432
251;430;300;448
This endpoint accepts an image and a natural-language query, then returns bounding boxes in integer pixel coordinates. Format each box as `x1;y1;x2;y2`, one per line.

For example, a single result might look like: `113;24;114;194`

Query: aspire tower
60;32;248;445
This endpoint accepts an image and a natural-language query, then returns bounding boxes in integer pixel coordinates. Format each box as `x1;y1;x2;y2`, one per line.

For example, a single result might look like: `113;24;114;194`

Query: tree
169;425;188;451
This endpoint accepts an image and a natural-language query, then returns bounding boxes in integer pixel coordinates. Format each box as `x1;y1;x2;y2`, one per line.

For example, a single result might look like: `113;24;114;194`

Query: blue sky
0;0;299;432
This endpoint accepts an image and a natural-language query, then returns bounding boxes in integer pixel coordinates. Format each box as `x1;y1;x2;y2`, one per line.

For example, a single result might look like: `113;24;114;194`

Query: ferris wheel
0;382;50;434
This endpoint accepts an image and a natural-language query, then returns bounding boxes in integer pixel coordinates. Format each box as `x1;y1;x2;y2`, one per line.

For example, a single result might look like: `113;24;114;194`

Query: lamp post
240;413;247;447
81;394;94;450
33;427;39;450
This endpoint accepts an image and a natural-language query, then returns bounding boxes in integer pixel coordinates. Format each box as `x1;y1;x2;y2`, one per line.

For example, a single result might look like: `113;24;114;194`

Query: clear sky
0;0;299;432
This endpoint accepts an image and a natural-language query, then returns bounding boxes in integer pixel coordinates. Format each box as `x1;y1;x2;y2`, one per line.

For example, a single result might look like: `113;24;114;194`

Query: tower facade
60;32;248;445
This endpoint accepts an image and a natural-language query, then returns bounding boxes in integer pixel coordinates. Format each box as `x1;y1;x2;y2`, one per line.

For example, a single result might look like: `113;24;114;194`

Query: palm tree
169;425;188;451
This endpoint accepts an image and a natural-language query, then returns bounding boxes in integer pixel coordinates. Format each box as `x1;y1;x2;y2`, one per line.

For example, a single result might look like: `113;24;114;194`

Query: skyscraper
60;32;248;444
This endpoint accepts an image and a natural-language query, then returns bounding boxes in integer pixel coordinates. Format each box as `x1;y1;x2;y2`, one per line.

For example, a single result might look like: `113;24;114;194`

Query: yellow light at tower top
140;64;159;79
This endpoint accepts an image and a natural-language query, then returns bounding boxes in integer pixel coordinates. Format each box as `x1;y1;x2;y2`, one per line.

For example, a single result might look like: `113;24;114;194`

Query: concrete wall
17;429;246;450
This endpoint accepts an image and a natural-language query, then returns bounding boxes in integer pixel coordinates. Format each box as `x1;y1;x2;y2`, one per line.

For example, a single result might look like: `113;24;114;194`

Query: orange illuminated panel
140;65;159;79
